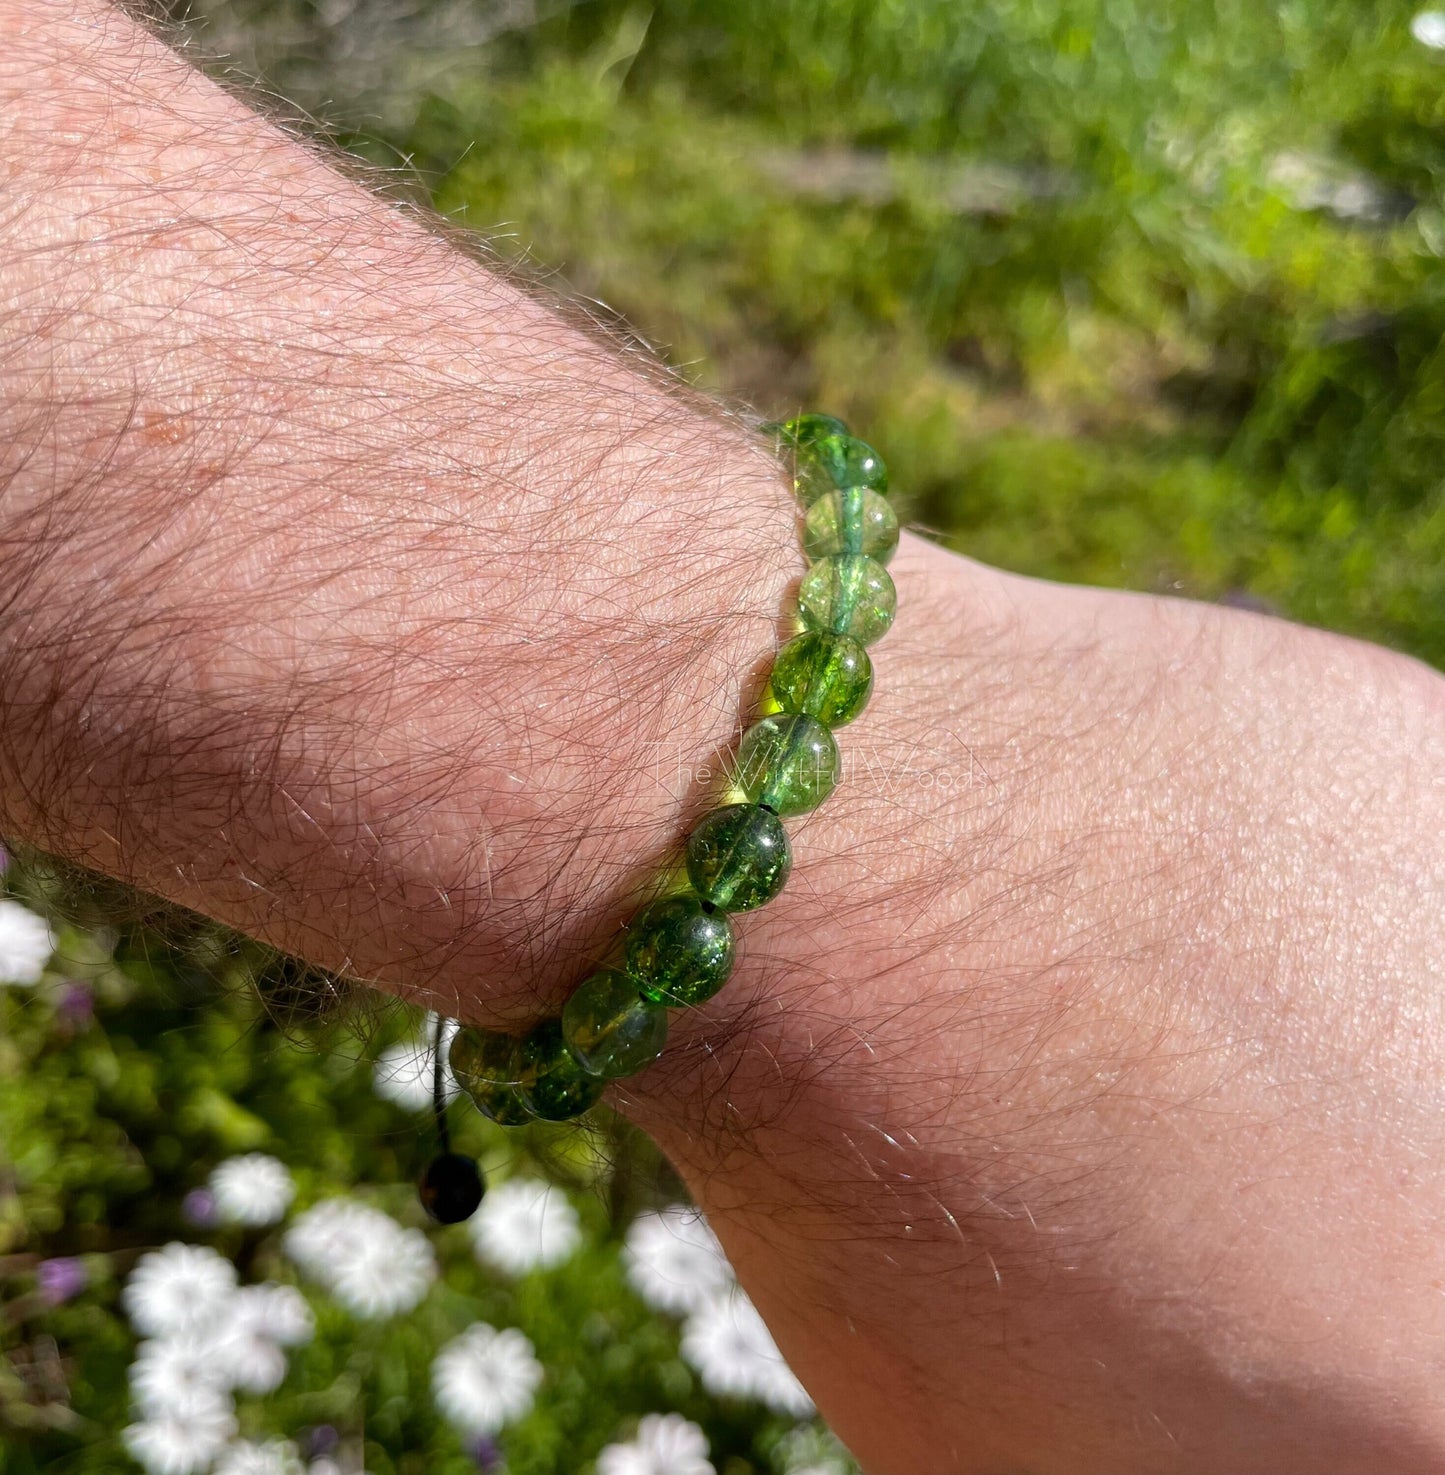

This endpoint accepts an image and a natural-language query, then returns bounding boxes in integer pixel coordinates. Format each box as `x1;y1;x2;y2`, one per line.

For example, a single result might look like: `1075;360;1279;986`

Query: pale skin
3;3;1445;1470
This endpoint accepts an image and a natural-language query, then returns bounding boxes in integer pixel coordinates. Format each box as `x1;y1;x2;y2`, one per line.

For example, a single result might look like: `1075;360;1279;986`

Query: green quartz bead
769;630;873;726
467;1080;534;1126
625;895;736;1007
735;713;839;816
517;1019;606;1121
770;412;847;447
686;803;791;912
798;554;897;645
562;968;668;1079
449;1027;534;1125
803;486;899;565
794;433;888;507
450;1025;523;1085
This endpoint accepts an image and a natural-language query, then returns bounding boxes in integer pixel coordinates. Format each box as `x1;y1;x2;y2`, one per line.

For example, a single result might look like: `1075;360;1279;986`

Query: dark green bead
517;1019;606;1121
735;713;839;816
625;895;735;1007
767;412;847;448
686;803;791;913
794;434;888;506
449;1027;534;1124
467;1079;534;1125
803;486;899;565
769;631;873;726
562;968;667;1078
798;554;897;645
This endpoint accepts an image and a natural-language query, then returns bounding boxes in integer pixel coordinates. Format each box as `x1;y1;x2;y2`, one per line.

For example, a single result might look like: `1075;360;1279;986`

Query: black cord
419;1015;483;1223
432;1012;451;1155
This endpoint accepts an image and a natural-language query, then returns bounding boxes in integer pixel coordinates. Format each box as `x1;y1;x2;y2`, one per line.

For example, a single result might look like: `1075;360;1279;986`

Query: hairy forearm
0;0;801;1011
7;3;1445;1472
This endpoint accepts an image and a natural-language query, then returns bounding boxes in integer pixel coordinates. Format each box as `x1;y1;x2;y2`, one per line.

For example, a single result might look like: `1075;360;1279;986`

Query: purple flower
55;982;94;1027
304;1426;340;1458
469;1436;504;1472
37;1257;87;1306
181;1188;219;1229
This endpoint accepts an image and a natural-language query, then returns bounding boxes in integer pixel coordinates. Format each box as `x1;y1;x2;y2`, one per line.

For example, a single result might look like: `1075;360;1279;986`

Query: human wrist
0;389;799;1019
0;0;808;1013
623;551;1445;1470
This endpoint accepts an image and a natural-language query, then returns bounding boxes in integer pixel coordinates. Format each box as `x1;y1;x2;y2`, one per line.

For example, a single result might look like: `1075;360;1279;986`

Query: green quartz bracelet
448;413;900;1125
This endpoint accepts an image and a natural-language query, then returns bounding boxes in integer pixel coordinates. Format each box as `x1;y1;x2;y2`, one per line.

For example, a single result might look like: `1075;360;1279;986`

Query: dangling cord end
418;1014;484;1224
432;1010;452;1156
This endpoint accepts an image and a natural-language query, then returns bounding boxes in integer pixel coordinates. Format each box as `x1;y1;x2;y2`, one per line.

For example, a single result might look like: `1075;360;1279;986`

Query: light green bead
798;554;897;645
735;713;839;816
562;968;667;1079
794;433;888;507
686;803;791;912
449;1027;534;1124
766;412;847;448
769;631;873;726
803;486;898;565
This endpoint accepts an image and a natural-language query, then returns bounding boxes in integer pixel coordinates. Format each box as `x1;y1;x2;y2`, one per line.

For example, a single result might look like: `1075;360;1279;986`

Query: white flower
209;1154;296;1227
0;898;53;986
330;1223;436;1318
124;1243;238;1339
469;1178;581;1276
623;1207;733;1315
123;1392;237;1475
284;1198;435;1318
203;1309;289;1397
283;1198;403;1280
1412;10;1445;47
681;1289;814;1417
214;1439;305;1475
131;1282;311;1411
129;1337;232;1418
596;1412;715;1475
282;1198;369;1278
373;1019;459;1111
431;1322;543;1437
232;1283;313;1346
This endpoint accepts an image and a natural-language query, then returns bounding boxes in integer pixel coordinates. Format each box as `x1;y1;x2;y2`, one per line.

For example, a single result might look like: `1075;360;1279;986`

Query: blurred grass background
185;0;1445;664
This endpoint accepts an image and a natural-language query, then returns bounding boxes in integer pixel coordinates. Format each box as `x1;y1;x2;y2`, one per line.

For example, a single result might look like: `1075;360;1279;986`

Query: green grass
308;0;1445;665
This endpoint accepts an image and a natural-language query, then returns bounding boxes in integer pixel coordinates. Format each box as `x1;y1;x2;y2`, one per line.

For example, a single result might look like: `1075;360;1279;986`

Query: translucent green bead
769;630;873;726
562;968;667;1078
625;895;735;1007
735;713;839;816
449;1027;534;1125
798;554;897;645
803;486;898;565
767;412;847;448
517;1019;606;1121
794;434;888;507
686;803;791;912
469;1082;533;1125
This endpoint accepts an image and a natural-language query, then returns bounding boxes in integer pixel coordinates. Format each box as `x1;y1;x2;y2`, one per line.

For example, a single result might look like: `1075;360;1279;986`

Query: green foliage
0;881;832;1471
384;0;1445;666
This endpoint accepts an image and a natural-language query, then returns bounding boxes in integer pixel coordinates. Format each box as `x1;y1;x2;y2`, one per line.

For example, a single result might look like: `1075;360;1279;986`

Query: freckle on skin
141;411;189;445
